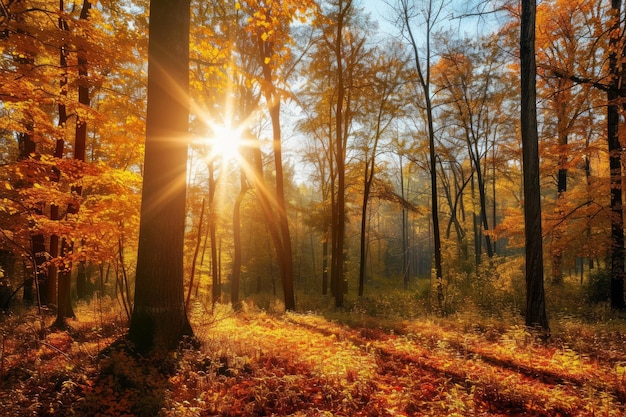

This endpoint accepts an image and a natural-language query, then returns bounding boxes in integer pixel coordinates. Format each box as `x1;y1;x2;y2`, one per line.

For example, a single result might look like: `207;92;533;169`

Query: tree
304;0;372;306
128;0;193;352
535;0;604;284
607;0;626;309
296;17;338;298
231;157;249;309
235;0;315;310
47;0;71;310
398;0;445;311
298;116;333;295
357;44;407;295
54;0;94;328
1;0;143;317
520;0;549;330
1;0;49;306
432;36;507;265
255;6;296;311
534;0;626;306
294;0;362;306
329;0;350;307
207;158;220;304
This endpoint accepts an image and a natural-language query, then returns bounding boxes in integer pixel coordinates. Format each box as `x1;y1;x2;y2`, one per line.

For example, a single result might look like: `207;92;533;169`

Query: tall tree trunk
400;154;410;290
520;0;549;330
208;161;220;305
466;129;493;260
322;239;329;295
428;101;444;312
55;239;75;326
358;151;374;296
12;4;40;306
330;0;349;308
359;97;388;295
257;29;295;310
231;168;248;310
326;101;335;298
195;216;210;298
128;0;193;353
551;79;571;285
247;141;283;285
268;95;296;311
17;129;43;305
76;261;87;299
186;198;205;309
55;0;92;327
471;172;481;266
474;150;493;258
492;138;497;254
55;0;93;326
584;125;594;278
48;0;69;307
401;0;444;311
608;0;626;309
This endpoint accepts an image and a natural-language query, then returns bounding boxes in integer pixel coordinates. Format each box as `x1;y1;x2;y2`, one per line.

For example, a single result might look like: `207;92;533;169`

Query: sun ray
186;71;285;219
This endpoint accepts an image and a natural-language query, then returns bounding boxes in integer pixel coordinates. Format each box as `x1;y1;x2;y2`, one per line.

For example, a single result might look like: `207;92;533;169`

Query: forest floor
1;299;626;416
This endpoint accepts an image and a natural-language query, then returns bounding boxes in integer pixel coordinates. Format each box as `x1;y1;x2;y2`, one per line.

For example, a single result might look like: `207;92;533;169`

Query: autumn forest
2;0;626;415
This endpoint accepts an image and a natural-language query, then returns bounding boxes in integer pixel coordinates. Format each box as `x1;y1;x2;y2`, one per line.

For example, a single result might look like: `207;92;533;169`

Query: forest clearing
1;297;625;417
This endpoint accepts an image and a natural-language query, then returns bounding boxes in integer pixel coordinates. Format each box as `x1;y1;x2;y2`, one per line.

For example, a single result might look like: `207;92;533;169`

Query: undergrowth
0;287;625;416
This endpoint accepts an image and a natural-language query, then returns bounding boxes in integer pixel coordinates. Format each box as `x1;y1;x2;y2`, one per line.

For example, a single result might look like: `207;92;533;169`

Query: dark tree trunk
11;2;41;306
551;77;571;285
466;130;493;260
401;155;411;290
48;0;70;308
55;8;74;325
322;239;329;295
428;102;444;312
186;198;205;308
269;97;296;311
330;0;349;308
471;176;481;266
475;156;493;258
359;132;382;295
358;187;370;296
520;0;549;330
208;161;220;305
54;0;92;327
259;32;296;311
247;141;284;299
608;0;626;309
128;0;193;353
17;128;42;305
492;141;497;254
27;233;45;305
76;261;87;299
55;242;75;326
401;0;443;311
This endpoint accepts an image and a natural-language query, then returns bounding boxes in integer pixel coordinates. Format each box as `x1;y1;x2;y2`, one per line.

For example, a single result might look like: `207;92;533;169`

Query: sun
203;122;244;162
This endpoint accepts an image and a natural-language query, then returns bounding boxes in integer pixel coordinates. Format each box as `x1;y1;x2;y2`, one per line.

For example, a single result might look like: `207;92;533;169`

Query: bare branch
541;64;610;93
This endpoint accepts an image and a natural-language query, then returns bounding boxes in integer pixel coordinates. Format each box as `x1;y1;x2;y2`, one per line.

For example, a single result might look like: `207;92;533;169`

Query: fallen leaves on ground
1;302;625;416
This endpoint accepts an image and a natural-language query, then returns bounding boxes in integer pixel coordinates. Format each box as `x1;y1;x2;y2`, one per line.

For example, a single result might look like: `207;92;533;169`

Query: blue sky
360;0;397;35
358;0;500;38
